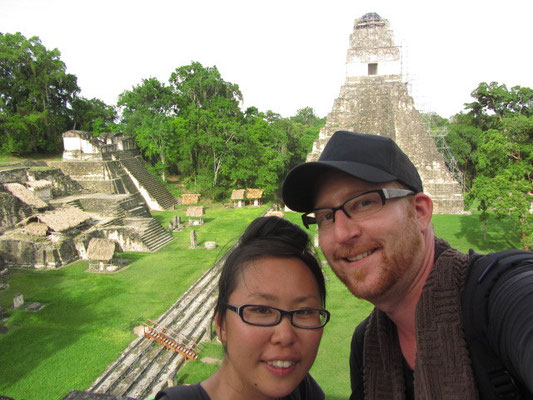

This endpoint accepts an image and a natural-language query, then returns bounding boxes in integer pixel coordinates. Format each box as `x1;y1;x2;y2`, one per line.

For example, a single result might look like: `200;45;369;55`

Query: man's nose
332;208;361;242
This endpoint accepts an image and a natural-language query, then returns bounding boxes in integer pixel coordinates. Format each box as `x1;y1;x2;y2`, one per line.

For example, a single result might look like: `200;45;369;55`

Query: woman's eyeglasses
225;304;330;329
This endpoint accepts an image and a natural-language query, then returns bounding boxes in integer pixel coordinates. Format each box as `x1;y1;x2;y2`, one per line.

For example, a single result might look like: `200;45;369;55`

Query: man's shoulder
466;248;533;283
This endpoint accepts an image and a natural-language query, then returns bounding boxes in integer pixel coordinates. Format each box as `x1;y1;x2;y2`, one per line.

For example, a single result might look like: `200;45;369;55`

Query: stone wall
0;187;34;232
346;15;400;77
48;160;108;180
0;235;78;269
0;167;28;184
28;167;85;197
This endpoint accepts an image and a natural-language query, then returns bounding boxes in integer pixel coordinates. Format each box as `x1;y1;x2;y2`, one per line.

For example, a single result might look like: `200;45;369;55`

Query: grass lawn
0;153;62;167
0;206;523;400
0;205;267;400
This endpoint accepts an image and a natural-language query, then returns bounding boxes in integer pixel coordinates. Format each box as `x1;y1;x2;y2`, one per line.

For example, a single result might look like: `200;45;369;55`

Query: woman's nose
270;315;297;346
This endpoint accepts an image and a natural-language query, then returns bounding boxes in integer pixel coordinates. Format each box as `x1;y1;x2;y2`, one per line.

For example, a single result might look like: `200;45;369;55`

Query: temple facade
308;13;465;214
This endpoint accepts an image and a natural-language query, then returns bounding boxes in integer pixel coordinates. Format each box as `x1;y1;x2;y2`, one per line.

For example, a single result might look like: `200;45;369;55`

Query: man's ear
215;312;226;344
413;193;433;231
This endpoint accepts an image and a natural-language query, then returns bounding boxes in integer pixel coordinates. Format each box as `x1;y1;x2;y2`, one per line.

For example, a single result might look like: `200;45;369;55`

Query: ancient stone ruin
308;12;464;214
0;130;176;270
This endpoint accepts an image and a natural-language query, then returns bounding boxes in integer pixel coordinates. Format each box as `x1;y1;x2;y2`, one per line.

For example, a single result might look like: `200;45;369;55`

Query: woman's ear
215;312;226;344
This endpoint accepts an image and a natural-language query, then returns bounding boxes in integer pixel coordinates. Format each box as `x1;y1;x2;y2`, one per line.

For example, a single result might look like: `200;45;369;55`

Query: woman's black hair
215;216;326;320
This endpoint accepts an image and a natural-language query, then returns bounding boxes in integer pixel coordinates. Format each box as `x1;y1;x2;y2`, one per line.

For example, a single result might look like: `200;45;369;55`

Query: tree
465;82;533;129
169;62;244;192
445;115;484;189
460;82;533;249
0;32;79;153
70;97;117;134
118;77;175;180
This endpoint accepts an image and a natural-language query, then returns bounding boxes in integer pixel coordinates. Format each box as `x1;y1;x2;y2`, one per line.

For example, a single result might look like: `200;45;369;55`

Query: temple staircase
120;157;177;210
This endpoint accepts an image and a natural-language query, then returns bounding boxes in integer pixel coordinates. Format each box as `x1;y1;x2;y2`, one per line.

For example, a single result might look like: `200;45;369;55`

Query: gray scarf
363;238;479;399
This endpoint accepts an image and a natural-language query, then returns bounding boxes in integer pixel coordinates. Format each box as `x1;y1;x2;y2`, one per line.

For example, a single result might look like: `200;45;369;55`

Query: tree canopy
0;32;117;154
446;82;532;249
118;62;324;200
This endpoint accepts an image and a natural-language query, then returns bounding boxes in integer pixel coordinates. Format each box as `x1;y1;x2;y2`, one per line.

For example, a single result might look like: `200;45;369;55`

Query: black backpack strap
462;249;533;400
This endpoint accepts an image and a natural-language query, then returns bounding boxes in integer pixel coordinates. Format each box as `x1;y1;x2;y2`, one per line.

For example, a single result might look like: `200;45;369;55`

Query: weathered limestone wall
28;167;85;197
346;15;401;78
0;187;34;232
0;235;80;269
0;168;28;184
99;228;149;252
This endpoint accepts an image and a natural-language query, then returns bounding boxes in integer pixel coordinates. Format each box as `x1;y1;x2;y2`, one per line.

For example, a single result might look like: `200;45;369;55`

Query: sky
1;0;532;119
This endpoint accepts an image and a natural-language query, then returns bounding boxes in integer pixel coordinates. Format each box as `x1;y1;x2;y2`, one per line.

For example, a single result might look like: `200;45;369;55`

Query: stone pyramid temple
308;12;464;213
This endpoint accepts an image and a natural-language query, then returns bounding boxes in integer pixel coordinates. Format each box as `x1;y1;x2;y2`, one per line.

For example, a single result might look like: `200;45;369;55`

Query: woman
155;216;329;399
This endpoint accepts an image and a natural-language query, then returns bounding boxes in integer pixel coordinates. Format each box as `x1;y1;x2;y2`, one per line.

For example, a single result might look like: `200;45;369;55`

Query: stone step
89;259;222;397
120;158;176;210
141;223;174;252
127;295;218;398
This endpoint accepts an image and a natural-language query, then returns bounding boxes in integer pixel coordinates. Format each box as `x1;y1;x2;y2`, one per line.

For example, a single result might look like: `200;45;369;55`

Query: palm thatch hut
186;206;204;225
231;189;245;208
24;222;49;237
3;183;48;209
34;205;91;233
246;189;264;206
181;194;201;205
87;238;119;271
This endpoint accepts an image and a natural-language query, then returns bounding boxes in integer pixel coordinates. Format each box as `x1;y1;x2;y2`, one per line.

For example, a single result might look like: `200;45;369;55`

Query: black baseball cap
282;131;423;212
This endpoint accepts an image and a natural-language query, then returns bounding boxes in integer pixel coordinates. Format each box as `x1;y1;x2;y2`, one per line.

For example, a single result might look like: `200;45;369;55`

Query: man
282;131;533;399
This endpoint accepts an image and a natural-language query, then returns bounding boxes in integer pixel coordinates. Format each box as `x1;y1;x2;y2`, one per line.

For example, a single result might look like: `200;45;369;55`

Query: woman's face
216;256;325;400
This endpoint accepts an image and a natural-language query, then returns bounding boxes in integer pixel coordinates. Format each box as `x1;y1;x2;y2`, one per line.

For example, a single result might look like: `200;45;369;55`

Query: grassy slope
0;153;62;167
0;206;522;400
0;206;267;400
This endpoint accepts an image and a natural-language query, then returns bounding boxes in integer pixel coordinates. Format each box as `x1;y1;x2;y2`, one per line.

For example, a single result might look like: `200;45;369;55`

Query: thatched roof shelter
186;206;204;218
87;238;117;261
24;222;49;236
246;189;264;200
181;194;200;205
231;189;245;200
35;205;91;232
3;183;48;209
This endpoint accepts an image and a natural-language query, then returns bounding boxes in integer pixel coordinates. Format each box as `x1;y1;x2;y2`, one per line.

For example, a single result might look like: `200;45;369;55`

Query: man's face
314;172;425;304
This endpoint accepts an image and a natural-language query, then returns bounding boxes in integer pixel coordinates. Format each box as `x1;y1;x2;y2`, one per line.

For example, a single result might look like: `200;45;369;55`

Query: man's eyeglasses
302;188;415;229
225;304;330;329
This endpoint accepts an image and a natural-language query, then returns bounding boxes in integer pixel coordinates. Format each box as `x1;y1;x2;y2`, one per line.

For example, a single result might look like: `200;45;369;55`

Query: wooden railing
143;320;198;361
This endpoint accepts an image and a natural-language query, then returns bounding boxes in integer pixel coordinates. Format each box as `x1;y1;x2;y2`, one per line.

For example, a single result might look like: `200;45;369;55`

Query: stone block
204;241;216;250
13;293;24;308
27;302;43;311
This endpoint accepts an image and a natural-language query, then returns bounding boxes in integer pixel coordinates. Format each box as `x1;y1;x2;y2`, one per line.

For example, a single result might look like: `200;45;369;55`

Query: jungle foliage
0;32;117;154
117;62;323;200
430;82;532;249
